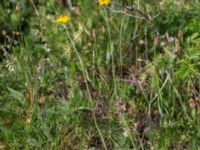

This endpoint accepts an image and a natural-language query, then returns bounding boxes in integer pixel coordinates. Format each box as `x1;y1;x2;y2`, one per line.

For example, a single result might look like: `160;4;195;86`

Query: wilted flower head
98;0;110;6
15;31;20;36
16;3;21;11
188;98;196;108
56;15;70;23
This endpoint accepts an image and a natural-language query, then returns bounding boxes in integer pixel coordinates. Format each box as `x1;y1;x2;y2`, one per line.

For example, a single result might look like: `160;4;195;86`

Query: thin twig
29;0;39;16
150;72;170;103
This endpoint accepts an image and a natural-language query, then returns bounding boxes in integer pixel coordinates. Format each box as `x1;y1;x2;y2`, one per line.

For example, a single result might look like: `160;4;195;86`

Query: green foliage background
0;0;200;149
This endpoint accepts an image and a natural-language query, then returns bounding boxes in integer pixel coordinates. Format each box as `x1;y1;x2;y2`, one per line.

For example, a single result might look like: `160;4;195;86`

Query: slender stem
65;27;108;150
29;0;39;16
103;7;116;88
93;113;108;150
122;116;137;149
119;16;125;76
66;29;92;101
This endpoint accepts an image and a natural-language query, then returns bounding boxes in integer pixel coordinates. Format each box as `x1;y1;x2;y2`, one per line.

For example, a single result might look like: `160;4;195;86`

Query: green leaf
7;87;25;106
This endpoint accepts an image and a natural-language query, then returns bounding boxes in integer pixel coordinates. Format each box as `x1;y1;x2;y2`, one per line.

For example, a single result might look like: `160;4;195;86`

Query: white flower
168;37;174;43
123;128;129;137
139;40;145;45
160;42;165;47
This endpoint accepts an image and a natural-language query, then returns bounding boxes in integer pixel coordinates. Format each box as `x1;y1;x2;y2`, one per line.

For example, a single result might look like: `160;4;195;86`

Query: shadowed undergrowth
0;0;200;149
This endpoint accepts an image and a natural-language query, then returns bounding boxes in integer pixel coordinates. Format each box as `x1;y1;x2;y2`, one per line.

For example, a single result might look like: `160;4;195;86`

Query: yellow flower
98;0;110;6
56;15;70;23
15;31;20;36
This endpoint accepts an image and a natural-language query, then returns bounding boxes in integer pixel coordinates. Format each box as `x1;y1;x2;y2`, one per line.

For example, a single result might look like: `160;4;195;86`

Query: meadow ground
0;0;200;149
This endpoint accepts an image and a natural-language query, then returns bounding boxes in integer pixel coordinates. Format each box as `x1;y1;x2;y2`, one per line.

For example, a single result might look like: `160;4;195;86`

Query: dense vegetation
0;0;200;149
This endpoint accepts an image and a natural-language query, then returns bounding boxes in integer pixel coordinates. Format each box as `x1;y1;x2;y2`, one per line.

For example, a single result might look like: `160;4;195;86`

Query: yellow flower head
56;15;70;23
98;0;110;6
15;31;20;36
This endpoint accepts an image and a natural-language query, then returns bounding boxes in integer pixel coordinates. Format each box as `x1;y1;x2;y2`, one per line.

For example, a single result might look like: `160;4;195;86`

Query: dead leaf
39;96;46;104
92;28;96;39
188;98;196;108
75;7;81;16
197;106;200;114
178;30;184;37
